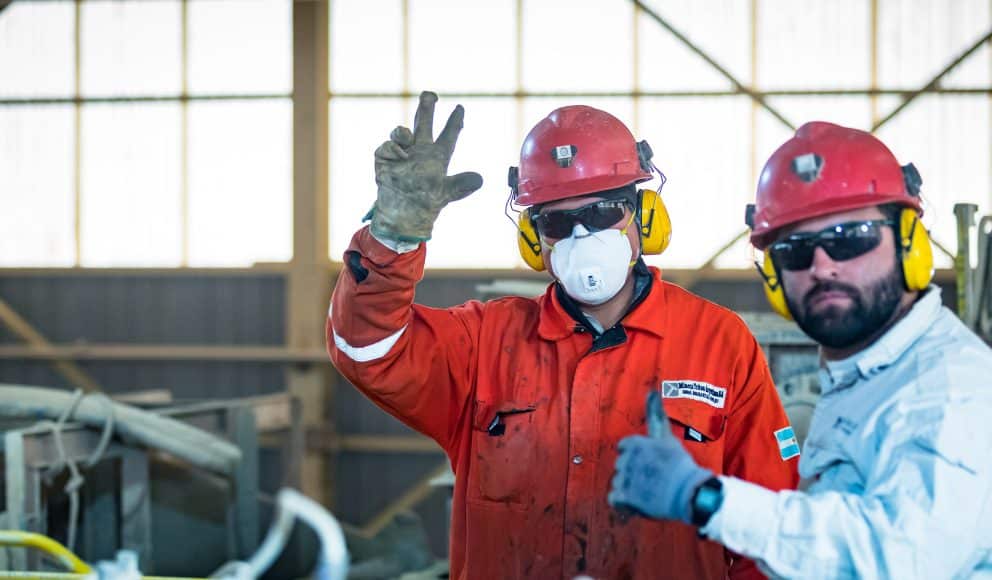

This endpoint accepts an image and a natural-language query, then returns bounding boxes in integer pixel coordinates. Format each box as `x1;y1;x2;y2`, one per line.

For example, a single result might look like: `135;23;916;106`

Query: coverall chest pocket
467;399;539;508
663;400;727;473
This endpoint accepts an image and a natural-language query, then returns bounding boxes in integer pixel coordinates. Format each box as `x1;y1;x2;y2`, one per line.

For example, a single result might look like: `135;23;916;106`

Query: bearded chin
789;267;904;350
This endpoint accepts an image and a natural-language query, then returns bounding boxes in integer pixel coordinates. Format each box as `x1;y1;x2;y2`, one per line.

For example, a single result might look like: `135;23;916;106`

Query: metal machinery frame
0;393;303;572
953;203;992;342
3;423;151;571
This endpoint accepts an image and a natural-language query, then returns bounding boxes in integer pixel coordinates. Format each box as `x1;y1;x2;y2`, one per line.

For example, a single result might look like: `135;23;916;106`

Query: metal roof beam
631;0;795;131
873;29;992;131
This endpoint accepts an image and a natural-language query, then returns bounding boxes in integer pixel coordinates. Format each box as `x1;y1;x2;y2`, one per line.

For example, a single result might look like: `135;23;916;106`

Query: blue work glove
607;391;713;523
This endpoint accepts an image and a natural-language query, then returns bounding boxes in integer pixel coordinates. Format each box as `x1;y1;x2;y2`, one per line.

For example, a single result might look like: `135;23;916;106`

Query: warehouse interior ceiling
0;0;990;272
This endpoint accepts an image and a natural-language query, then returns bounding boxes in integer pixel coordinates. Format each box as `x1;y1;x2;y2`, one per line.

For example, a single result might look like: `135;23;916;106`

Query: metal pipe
975;216;992;339
0;531;92;574
954;203;979;322
210;488;348;580
0;384;242;475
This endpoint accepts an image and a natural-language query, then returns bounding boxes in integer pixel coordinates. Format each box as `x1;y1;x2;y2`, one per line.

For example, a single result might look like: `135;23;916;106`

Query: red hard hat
750;121;923;249
510;105;653;206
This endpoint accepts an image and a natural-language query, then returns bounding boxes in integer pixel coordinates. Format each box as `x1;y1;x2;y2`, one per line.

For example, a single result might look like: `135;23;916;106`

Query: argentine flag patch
774;426;800;460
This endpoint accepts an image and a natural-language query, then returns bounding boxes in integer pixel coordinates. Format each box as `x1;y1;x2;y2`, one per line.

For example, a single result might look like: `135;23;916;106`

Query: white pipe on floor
0;384;241;475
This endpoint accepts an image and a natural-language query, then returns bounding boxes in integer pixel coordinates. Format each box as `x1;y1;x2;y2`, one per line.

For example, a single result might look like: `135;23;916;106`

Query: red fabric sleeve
326;226;483;458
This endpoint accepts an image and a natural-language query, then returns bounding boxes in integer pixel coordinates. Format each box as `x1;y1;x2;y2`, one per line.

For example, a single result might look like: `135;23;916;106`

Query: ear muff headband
516;189;673;270
898;208;934;292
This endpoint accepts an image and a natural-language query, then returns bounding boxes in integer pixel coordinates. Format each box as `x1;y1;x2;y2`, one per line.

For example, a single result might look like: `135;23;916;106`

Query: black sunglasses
533;199;632;239
769;219;896;271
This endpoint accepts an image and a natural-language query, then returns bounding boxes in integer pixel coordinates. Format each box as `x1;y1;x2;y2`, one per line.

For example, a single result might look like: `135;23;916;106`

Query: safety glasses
769;220;896;271
533;199;632;239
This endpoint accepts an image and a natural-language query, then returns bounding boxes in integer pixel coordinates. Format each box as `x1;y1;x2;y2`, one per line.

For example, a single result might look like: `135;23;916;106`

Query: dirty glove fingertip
445;172;484;201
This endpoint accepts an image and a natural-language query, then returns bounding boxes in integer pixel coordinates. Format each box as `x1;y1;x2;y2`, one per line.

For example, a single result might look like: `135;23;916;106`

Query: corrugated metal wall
0;273;286;397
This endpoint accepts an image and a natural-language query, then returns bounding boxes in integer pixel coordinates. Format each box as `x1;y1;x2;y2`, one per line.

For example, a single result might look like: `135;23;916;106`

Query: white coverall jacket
702;287;992;579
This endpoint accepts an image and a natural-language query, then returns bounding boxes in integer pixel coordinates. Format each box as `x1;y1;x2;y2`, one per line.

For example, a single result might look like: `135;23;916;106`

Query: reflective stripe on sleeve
329;304;407;363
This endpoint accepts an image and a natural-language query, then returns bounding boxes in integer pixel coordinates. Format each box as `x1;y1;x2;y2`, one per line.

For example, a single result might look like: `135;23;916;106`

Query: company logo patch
775;426;800;460
661;380;727;409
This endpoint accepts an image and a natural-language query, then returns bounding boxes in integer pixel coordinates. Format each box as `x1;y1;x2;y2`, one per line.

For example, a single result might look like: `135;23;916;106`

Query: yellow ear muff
758;253;793;320
639;189;672;256
517;208;545;271
898;207;934;292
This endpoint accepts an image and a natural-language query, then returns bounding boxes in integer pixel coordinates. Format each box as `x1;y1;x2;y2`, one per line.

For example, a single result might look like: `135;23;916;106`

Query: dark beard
787;266;904;349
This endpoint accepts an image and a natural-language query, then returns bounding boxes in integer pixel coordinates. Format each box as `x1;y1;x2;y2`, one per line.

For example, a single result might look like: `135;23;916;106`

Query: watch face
692;479;724;527
696;486;722;512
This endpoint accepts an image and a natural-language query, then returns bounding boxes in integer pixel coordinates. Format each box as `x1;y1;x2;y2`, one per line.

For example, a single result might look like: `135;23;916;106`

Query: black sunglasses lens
534;213;573;239
582;204;626;231
535;202;627;239
770;239;815;271
821;223;884;261
771;222;886;271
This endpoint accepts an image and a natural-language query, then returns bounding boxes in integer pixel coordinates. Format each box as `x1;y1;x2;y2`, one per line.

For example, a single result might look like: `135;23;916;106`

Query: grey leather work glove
608;391;713;522
367;91;484;243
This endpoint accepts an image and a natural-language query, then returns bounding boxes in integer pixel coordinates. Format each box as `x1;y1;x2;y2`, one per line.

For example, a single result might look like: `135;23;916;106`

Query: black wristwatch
689;476;724;528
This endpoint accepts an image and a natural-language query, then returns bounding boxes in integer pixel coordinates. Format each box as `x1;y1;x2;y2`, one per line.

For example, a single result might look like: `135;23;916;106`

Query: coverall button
572;454;583;465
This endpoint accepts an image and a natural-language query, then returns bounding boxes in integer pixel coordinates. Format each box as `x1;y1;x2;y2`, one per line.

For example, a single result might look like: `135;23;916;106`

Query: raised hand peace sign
370;91;484;243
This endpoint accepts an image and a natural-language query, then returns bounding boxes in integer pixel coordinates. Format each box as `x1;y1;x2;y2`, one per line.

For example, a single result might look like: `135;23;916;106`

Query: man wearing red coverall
327;91;798;579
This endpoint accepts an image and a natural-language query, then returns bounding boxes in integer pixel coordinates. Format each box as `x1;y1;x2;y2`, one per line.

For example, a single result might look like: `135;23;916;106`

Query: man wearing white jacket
609;121;992;578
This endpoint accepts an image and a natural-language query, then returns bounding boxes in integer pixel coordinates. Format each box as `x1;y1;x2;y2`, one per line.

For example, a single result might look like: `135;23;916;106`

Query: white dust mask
550;222;634;306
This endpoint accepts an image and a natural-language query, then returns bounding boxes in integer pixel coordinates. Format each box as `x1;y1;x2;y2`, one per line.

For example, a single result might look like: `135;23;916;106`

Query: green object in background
954;203;978;321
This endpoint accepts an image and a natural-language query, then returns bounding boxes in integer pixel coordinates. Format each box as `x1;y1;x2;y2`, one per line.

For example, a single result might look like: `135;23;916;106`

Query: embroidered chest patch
661;380;727;409
775;426;801;460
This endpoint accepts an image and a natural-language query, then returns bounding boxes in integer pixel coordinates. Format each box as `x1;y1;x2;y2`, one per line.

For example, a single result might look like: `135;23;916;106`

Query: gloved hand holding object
608;391;713;522
367;91;484;243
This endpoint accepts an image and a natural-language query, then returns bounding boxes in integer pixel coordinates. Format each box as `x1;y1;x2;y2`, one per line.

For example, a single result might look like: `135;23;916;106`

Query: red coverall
327;227;799;580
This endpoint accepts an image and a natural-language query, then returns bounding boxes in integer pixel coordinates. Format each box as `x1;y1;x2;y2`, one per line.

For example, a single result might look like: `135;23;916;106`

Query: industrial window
328;0;992;269
79;102;184;266
0;105;76;266
4;1;988;270
0;0;292;267
520;0;633;93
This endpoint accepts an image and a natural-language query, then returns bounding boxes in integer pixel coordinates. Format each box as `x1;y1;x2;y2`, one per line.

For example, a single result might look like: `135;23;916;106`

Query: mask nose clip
572;223;592;238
